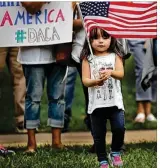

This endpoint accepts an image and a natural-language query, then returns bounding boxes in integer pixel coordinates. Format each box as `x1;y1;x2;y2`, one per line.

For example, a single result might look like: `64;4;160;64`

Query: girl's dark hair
80;27;122;60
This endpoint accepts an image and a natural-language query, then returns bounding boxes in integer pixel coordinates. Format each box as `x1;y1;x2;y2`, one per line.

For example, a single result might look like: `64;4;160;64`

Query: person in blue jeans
127;39;157;123
18;46;67;153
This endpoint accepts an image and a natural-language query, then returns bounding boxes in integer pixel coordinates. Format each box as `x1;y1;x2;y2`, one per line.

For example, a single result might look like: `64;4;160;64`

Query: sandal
134;113;145;123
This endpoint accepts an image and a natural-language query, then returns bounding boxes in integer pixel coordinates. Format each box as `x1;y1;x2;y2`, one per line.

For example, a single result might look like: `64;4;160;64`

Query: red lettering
1;11;13;26
55;9;65;22
48;9;54;23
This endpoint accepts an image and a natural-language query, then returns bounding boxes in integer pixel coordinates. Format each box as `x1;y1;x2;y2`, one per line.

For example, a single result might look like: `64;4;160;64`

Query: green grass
0;142;156;168
0;56;157;133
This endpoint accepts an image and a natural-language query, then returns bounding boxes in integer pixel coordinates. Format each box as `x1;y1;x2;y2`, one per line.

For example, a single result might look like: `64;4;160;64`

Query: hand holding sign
21;2;47;15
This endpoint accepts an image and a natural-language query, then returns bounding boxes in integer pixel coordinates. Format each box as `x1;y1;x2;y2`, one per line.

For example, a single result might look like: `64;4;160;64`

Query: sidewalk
0;130;156;147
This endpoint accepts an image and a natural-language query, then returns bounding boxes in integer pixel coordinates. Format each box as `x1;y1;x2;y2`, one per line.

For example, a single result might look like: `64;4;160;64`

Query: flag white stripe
110;3;156;11
109;14;156;23
86;25;157;35
109;9;157;18
132;2;155;4
104;31;157;35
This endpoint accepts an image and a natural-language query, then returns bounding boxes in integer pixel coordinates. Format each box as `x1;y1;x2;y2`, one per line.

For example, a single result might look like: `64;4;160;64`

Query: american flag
79;1;157;38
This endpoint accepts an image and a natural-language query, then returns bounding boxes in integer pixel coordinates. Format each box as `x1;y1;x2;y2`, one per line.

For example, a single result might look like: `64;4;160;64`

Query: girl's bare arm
111;55;124;80
82;58;104;87
100;55;124;81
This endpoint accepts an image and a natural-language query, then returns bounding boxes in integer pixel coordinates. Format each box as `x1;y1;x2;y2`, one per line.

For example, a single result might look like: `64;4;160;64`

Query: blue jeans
64;61;90;131
90;106;125;162
128;39;156;101
65;66;78;113
23;63;67;129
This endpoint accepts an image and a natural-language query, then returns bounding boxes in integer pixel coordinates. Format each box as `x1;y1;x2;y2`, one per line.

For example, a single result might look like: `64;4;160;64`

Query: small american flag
79;1;157;38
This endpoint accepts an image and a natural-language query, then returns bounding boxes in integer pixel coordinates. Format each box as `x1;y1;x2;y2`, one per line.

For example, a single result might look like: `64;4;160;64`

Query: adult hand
21;2;46;15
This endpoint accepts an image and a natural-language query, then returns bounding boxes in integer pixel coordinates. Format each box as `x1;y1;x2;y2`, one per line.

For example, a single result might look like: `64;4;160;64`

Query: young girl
82;28;125;168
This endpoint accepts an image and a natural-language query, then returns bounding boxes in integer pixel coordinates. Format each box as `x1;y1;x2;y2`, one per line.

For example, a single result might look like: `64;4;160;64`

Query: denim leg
23;65;45;129
109;108;125;152
128;40;152;101
76;63;91;131
46;64;67;128
76;62;89;115
90;108;107;162
65;66;77;114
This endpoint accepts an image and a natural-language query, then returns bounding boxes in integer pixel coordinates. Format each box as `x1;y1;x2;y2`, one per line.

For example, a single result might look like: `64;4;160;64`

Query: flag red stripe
86;23;157;32
87;25;157;37
85;18;156;28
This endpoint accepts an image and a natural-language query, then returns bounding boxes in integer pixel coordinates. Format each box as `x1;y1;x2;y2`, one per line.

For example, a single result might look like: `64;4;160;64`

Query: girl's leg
23;64;45;151
46;63;67;148
90;108;107;162
109;107;125;167
110;107;125;152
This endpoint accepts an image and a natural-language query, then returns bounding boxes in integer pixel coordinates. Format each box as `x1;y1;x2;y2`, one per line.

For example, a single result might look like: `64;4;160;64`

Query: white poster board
0;1;73;47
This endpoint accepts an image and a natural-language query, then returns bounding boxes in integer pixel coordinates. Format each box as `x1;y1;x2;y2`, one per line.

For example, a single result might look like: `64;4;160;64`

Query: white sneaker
134;113;145;123
146;114;157;122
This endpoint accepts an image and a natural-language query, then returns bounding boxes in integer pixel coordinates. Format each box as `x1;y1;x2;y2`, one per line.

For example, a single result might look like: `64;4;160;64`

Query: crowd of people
0;2;157;168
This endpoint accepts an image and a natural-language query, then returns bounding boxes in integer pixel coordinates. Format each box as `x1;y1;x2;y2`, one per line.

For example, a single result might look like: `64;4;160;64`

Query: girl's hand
95;78;104;86
99;69;113;81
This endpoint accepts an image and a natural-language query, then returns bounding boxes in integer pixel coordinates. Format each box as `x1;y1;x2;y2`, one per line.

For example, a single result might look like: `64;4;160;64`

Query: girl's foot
100;163;109;168
100;161;109;168
108;152;123;167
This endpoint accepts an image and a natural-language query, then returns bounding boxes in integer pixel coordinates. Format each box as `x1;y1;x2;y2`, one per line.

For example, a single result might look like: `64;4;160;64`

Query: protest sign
0;1;73;47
